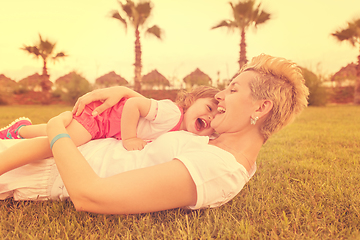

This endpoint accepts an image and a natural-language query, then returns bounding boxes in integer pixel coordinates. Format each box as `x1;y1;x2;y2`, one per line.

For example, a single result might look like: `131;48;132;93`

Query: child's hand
73;87;124;117
122;137;147;151
72;86;144;117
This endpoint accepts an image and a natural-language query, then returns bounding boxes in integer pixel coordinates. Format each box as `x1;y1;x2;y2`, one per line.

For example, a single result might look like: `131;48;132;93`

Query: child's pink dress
73;98;183;141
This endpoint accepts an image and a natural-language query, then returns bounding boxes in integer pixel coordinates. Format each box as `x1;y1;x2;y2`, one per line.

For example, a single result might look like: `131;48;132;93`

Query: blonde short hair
175;85;219;113
239;54;309;142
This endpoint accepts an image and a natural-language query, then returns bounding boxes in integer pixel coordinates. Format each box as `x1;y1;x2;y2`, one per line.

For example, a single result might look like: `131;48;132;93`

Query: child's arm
72;86;144;117
121;97;152;151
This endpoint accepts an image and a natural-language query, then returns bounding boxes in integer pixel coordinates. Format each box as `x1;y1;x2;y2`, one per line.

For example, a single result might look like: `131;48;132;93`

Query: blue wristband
50;133;71;149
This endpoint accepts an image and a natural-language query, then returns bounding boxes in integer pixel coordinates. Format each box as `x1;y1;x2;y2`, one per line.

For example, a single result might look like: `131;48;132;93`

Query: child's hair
175;85;219;113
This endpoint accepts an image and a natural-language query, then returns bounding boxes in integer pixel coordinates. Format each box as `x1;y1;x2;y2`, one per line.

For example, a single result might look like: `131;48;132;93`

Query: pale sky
1;0;360;86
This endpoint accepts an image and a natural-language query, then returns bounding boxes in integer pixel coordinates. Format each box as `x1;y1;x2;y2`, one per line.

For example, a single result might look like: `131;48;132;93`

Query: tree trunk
238;29;247;70
42;59;48;77
134;28;142;93
354;53;360;104
41;59;51;93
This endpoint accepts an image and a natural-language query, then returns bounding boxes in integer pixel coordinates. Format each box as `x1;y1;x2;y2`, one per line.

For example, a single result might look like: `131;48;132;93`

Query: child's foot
0;117;32;139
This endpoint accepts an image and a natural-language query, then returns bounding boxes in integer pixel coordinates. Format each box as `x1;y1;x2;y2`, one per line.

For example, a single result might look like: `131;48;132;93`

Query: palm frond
231;0;269;29
232;0;254;16
332;29;357;46
111;10;127;30
52;52;67;61
137;1;152;25
20;46;41;57
113;0;157;31
211;20;238;31
145;25;162;39
38;34;56;59
255;11;271;26
332;18;360;46
120;0;134;18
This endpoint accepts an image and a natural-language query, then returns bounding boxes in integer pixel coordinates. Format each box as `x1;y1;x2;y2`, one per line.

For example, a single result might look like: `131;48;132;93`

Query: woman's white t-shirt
54;131;254;209
1;131;254;209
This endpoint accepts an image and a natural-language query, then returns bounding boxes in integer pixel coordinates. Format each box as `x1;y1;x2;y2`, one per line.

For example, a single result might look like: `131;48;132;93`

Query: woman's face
211;70;259;134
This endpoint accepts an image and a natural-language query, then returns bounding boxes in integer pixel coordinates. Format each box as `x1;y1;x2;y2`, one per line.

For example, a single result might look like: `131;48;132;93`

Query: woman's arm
121;97;152;150
72;86;145;117
47;114;197;214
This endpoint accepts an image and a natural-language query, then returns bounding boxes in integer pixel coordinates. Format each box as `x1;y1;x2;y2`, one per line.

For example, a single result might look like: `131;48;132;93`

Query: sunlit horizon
1;0;360;84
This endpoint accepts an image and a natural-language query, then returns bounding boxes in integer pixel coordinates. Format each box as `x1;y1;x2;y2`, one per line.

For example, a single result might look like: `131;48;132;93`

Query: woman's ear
255;99;273;118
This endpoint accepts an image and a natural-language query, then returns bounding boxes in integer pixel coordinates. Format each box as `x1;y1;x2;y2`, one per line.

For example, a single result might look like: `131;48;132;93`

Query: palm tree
21;34;67;92
211;0;271;69
332;18;360;104
111;0;163;93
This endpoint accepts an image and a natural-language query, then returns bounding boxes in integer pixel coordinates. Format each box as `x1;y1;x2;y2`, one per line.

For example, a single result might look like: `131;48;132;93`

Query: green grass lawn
0;105;359;239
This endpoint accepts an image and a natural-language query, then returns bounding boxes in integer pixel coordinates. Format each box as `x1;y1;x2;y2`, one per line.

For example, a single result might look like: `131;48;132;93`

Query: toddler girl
0;85;219;175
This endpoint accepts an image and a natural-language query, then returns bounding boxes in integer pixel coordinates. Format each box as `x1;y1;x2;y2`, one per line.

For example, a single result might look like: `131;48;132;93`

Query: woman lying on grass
0;54;308;214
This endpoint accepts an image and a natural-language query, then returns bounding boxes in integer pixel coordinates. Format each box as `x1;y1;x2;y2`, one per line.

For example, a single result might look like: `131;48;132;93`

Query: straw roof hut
18;73;52;92
56;71;76;85
95;71;128;89
330;63;357;87
0;74;17;92
142;69;170;90
55;71;90;93
183;68;212;90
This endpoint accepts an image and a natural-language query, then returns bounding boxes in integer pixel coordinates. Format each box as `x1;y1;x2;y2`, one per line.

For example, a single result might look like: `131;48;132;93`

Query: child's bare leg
0;113;92;175
18;124;47;138
65;119;93;147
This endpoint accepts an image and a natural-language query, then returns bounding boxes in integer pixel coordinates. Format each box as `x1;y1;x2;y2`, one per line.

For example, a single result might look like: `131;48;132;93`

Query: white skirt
0;137;131;201
0;139;63;200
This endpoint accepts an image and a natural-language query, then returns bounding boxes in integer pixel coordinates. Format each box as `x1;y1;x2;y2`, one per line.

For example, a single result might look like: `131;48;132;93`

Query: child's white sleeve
144;99;158;121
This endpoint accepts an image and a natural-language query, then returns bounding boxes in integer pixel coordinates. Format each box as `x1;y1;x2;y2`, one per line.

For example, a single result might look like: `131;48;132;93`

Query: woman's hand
72;86;144;117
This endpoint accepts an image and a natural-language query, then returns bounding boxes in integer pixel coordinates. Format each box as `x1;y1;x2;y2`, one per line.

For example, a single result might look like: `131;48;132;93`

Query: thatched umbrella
55;72;73;85
18;73;52;92
183;68;212;89
95;71;128;89
332;63;357;86
0;74;17;92
54;71;92;104
142;69;170;90
55;71;90;90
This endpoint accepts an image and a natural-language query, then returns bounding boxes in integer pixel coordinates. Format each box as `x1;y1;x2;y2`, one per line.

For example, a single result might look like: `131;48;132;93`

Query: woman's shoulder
172;137;251;210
